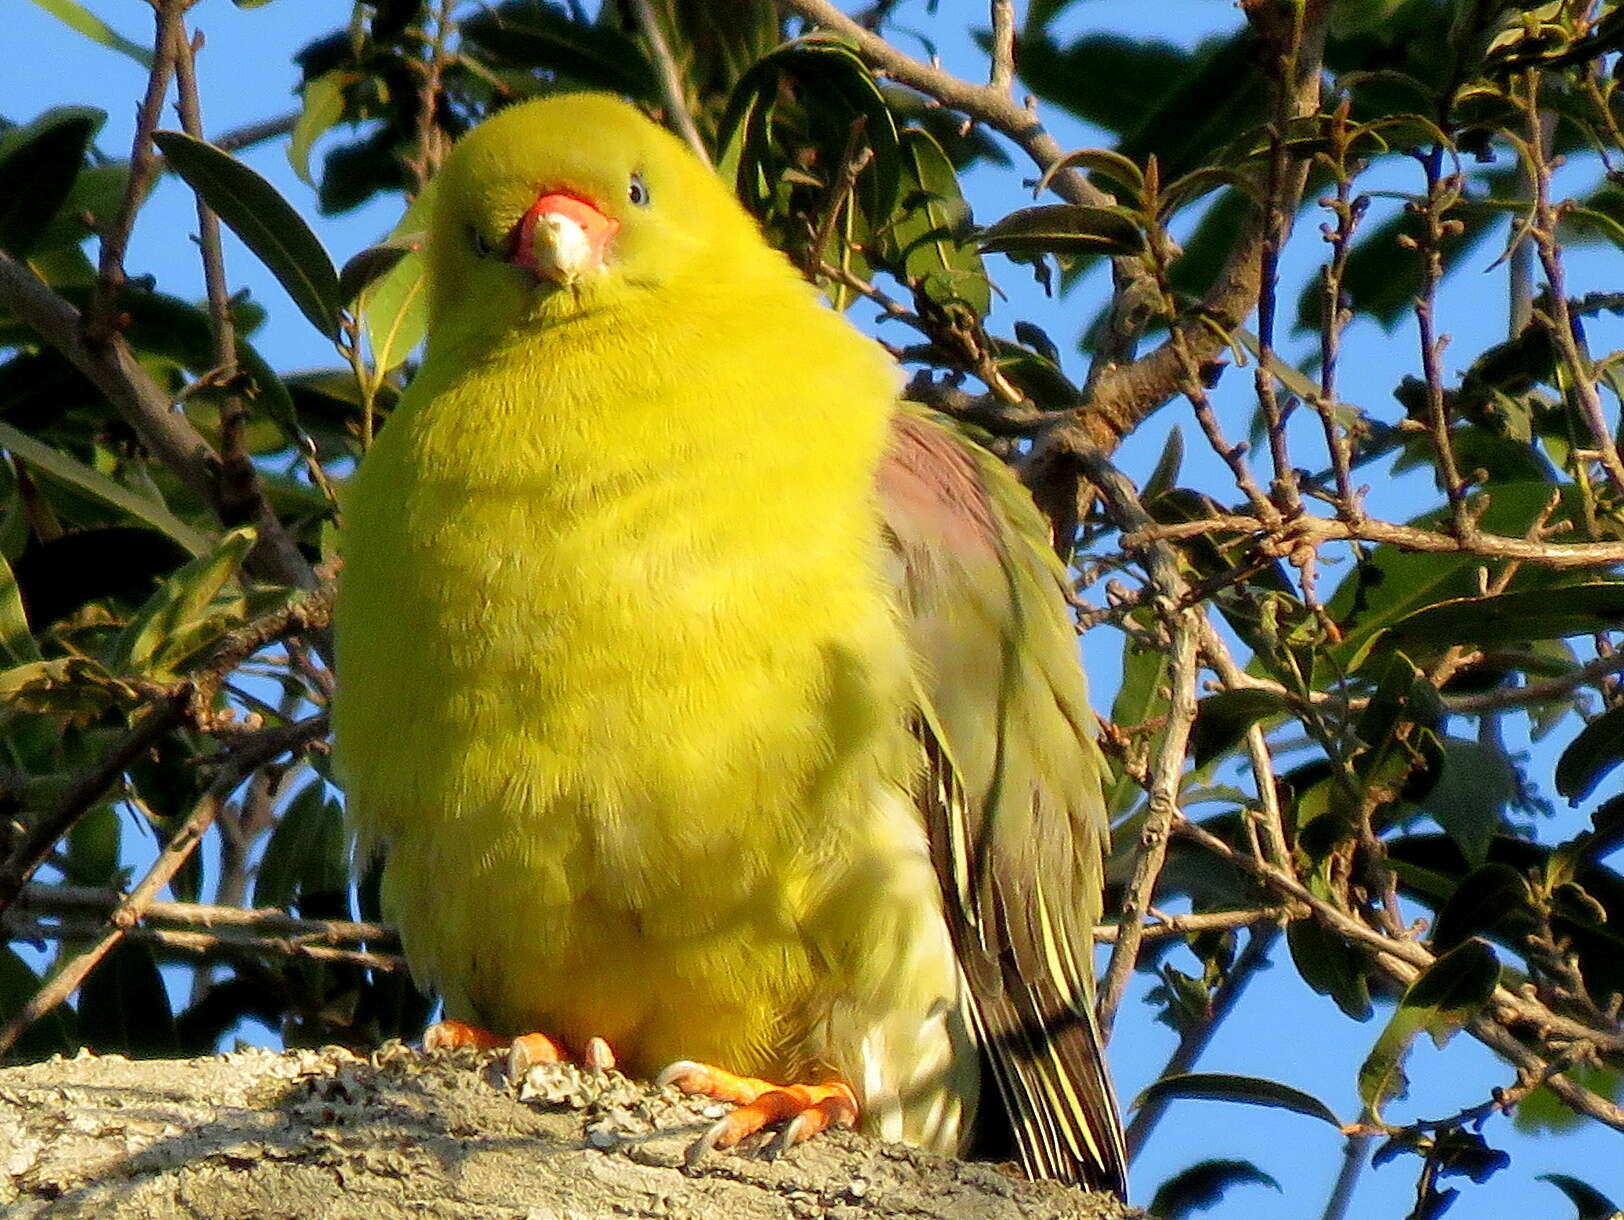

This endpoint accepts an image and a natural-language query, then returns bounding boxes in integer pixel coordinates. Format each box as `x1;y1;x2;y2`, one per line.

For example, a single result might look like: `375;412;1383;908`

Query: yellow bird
334;92;1125;1192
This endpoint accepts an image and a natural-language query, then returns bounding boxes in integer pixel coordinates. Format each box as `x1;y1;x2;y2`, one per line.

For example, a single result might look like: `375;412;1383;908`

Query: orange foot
421;1019;615;1078
657;1060;858;1164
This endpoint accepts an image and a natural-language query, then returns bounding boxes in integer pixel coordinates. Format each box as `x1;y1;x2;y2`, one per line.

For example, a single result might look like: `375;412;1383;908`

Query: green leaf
111;526;256;678
0;106;104;259
1142;426;1184;502
459;2;659;101
24;0;153;67
1034;147;1145;206
1429;862;1532;953
1412;738;1515;865
151;130;342;338
1540;1174;1624;1220
338;238;417;308
77;940;177;1058
35;161;133;252
65;802;122;886
0;420;213;557
0;554;41;666
254;780;349;910
1556;704;1624;804
882;127;990;317
1388;584;1624;648
1149;1160;1280;1219
1326;483;1585;671
979;203;1145;257
1189;688;1289;767
1287;917;1373;1021
357;189;432;374
1131;1072;1343;1127
1517;1061;1622;1135
1357;939;1500;1119
1108;627;1171;815
288;69;354;187
0;946;75;1063
1332;0;1414;38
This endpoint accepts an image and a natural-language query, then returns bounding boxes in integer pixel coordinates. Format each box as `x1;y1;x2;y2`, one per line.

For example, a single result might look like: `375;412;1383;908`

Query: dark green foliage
1;3;1623;1214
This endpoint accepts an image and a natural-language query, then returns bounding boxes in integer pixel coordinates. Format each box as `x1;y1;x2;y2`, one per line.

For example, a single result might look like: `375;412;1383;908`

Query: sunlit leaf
288;69;355;187
979;203;1145;257
112;526;256;678
1357;939;1500;1118
152;130;342;337
0;554;41;666
1388;584;1624;648
0;421;213;557
25;0;152;67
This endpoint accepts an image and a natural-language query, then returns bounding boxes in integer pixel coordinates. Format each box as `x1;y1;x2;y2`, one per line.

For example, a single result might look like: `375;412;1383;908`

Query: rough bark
0;1047;1144;1220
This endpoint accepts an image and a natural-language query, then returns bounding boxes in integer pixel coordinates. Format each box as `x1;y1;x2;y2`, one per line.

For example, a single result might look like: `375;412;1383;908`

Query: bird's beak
506;192;618;285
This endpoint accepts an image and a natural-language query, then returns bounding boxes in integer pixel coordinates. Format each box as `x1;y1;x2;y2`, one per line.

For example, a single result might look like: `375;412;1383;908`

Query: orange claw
422;1021;614;1080
423;1018;511;1052
657;1060;859;1163
507;1031;567;1076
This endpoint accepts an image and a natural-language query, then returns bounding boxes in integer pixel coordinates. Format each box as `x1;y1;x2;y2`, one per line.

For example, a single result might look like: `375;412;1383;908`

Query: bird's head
425;93;775;348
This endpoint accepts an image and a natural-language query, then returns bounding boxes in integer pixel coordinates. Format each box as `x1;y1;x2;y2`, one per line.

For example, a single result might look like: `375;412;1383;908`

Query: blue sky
6;2;1622;1216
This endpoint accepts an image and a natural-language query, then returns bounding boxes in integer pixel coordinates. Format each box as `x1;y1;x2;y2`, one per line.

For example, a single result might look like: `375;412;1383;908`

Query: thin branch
0;715;329;1058
1319;1133;1372;1220
1445;645;1624;712
1173;815;1624;1061
13;883;393;944
0;586;332;919
92;0;182;326
1313;101;1364;513
0;694;189;915
1098;611;1197;1037
0;252;322;608
1077;447;1206;1037
1092;905;1301;944
1125;925;1282;1159
1412;147;1469;527
9;881;401;972
988;0;1015;95
1126;510;1624;569
172;20;260;545
212;110;298;154
4;917;400;972
631;0;711;166
1521;68;1624;499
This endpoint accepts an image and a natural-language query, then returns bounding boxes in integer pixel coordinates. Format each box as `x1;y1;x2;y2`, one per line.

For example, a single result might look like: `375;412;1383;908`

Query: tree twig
0;715;329;1057
1126;510;1624;569
631;0;711;166
1173;815;1624;1061
987;0;1015;95
0;251;322;609
1125;925;1282;1158
0;587;332;919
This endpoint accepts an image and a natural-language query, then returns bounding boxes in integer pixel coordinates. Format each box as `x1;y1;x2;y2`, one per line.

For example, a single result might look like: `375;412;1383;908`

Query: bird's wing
876;405;1127;1193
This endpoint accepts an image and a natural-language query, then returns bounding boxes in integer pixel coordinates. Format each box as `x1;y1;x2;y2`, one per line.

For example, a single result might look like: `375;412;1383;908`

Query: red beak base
507;192;619;282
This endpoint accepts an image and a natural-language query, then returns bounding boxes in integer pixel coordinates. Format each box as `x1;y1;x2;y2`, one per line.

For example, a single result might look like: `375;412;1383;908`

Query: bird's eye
470;226;492;256
627;172;650;207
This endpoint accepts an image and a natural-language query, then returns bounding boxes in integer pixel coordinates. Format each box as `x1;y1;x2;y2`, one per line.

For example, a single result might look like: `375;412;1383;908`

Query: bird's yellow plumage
335;92;1124;1190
